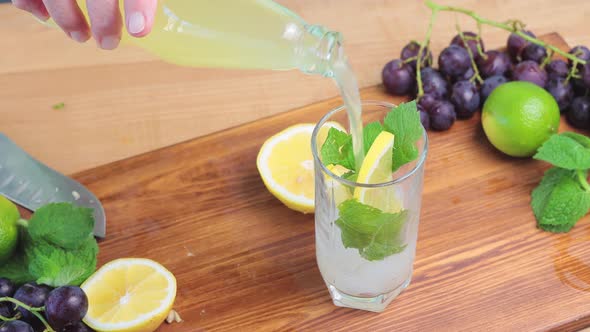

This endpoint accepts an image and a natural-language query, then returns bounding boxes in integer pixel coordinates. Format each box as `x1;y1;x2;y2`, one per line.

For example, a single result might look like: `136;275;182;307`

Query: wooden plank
69;32;590;332
3;0;590;174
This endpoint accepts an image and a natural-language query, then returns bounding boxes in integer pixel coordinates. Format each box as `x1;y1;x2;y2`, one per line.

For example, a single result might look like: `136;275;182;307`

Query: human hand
11;0;157;50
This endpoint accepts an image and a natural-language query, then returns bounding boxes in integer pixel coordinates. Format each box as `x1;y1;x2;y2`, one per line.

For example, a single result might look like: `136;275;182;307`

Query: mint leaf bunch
336;199;407;261
0;203;99;286
320;101;422;174
532;132;590;233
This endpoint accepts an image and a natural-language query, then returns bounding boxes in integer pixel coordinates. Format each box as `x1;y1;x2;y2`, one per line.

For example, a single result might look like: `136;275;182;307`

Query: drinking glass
311;100;428;312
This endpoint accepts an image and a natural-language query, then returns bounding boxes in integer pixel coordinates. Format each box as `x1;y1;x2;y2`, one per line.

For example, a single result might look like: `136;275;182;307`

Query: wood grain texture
65;33;590;332
2;0;590;173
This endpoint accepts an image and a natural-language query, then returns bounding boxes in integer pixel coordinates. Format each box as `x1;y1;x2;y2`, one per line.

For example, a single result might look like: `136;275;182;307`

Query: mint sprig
0;203;99;286
531;132;590;233
336;199;407;261
320;101;422;173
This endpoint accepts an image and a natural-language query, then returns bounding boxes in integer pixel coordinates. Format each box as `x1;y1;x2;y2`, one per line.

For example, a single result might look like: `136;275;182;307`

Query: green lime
0;196;19;264
482;81;560;157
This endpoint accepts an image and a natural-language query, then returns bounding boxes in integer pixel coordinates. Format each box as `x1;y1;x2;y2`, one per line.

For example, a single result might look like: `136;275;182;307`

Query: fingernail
127;12;145;34
70;31;89;43
99;36;120;50
31;10;49;22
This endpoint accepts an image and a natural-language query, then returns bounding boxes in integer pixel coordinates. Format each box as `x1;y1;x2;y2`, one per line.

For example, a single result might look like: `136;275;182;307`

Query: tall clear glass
311;100;428;312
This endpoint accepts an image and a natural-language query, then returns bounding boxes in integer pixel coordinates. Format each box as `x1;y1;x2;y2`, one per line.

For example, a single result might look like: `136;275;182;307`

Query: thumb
124;0;157;37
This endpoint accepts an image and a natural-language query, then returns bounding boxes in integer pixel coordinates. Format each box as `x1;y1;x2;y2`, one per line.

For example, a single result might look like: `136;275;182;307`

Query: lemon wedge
257;122;345;213
82;258;177;332
354;131;402;213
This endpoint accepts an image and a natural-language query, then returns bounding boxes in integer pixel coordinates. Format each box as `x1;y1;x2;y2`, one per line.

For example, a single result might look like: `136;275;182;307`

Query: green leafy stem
415;0;587;98
0;297;55;332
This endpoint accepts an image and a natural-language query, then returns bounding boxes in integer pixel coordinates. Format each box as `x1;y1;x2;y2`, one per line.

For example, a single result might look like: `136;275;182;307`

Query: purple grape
573;77;588;96
452;66;475;83
45;286;89;330
546;59;569;79
400;41;432;68
567;96;590;129
476;50;511;78
507;30;536;61
420;68;450;99
62;322;95;332
481;75;509;102
438;45;471;78
418;93;440;112
512;60;548;88
450;80;480;119
546;77;574;112
522;44;547;64
428;101;456;131
568;45;590;67
0;321;33;332
580;63;590;90
13;283;52;323
419;109;430;130
450;31;485;60
381;59;415;96
0;279;15;298
0;303;15;320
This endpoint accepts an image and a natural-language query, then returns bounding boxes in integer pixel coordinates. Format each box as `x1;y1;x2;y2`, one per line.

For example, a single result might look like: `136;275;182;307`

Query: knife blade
0;133;105;238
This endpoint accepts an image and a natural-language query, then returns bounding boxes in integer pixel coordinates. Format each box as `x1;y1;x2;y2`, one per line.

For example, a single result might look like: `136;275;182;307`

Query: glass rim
311;100;429;188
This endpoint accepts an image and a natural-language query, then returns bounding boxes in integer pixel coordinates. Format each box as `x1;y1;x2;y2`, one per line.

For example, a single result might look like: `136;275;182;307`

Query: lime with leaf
0;196;20;264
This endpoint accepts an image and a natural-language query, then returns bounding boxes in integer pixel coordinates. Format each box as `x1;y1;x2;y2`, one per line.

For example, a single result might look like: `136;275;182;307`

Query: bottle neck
295;25;344;77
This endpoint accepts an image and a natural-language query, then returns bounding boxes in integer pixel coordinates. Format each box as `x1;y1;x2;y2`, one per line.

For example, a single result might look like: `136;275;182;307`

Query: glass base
327;277;411;313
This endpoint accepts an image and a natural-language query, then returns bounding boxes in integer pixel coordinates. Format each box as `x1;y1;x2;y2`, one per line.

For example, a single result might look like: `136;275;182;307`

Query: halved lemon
354;131;402;213
257;122;345;213
82;258;177;332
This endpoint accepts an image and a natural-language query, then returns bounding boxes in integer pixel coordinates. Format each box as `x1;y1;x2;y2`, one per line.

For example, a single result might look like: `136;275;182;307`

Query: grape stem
424;0;585;65
456;26;484;84
0;312;21;322
0;297;55;332
416;8;438;97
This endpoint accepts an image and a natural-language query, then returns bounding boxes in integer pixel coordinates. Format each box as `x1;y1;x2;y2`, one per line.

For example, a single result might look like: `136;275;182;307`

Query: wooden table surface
1;0;590;174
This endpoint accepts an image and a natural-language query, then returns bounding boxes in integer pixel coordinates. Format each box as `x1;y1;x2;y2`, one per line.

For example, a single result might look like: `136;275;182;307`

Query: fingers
86;0;122;50
41;0;90;43
11;0;50;22
124;0;158;37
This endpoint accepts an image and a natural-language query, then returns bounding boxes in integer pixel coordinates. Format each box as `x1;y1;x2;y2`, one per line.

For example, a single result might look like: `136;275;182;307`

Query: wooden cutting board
70;33;590;331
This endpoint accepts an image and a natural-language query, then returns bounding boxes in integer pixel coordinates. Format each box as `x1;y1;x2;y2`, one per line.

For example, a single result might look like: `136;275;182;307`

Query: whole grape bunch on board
382;1;590;132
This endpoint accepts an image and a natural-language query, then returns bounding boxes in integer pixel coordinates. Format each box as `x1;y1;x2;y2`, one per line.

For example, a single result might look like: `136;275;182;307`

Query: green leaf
383;101;422;171
363;122;383;154
534;133;590;170
336;199;407;261
0;253;34;285
531;167;590;232
26;237;98;287
28;203;95;250
562;132;590;149
341;171;358;182
320;128;356;171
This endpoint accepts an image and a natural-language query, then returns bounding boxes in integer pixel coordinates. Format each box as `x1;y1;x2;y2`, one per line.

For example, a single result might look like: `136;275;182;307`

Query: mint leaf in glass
363;121;384;154
383;101;422;172
336;199;407;261
320;127;355;171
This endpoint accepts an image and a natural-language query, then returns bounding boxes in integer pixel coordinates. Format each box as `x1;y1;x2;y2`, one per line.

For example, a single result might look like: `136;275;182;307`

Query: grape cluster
381;30;590;131
0;278;93;332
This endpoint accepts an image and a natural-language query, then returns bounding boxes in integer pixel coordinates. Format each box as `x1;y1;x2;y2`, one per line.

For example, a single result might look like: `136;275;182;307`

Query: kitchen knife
0;133;105;238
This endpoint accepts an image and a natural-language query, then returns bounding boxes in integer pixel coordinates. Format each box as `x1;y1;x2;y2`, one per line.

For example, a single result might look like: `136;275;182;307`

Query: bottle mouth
299;25;344;77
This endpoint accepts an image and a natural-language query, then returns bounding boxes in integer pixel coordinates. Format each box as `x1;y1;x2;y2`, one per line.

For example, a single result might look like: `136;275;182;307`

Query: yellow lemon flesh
354;131;402;213
82;258;177;332
257;122;345;213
